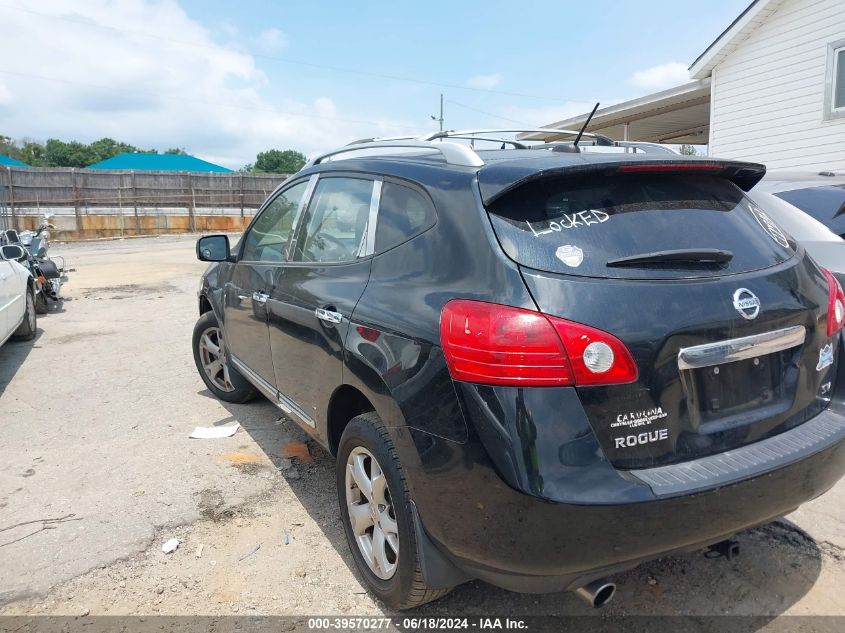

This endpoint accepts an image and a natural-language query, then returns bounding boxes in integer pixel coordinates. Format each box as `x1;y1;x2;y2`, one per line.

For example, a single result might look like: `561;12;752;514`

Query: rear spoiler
478;158;767;206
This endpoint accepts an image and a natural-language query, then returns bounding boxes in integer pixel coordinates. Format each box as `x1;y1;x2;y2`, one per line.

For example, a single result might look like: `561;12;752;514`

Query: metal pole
439;93;444;131
431;94;444;131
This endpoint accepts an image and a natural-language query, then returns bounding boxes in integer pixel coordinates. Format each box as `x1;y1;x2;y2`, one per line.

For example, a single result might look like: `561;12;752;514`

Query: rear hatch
480;159;839;469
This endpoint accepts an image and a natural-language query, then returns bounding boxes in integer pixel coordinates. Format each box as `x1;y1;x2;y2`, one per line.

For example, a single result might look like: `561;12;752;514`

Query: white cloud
257;28;286;53
627;62;689;91
466;73;503;90
0;1;416;168
0;79;12;106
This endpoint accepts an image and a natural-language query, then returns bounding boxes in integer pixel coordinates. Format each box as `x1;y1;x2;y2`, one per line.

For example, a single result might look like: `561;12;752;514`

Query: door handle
315;307;343;324
252;291;269;305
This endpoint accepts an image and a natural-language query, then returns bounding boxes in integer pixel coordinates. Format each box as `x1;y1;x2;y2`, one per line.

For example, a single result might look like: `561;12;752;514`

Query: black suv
193;131;845;609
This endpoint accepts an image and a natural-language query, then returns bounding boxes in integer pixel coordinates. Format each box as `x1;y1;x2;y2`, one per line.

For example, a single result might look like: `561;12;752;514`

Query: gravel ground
1;234;845;626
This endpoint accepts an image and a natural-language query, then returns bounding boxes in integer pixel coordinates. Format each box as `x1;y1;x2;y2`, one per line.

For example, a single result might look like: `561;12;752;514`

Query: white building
530;0;845;172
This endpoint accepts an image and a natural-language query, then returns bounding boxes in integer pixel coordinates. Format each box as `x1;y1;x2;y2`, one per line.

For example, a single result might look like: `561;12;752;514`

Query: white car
0;244;36;346
747;173;845;283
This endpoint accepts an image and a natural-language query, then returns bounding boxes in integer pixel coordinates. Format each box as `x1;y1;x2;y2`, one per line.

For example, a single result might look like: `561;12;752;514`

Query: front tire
337;412;451;609
192;311;257;403
34;288;49;314
12;286;37;341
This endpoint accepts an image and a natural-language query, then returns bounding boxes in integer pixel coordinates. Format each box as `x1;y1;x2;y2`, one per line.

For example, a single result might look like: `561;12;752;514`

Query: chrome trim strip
230;355;316;428
231;355;277;401
677;325;806;371
278;392;316;428
363;179;382;257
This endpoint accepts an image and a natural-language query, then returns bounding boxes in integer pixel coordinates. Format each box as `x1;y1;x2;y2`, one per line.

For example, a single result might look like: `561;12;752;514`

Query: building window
825;39;845;121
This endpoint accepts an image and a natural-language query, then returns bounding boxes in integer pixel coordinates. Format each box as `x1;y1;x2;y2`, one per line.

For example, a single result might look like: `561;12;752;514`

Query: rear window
487;174;795;279
774;185;845;238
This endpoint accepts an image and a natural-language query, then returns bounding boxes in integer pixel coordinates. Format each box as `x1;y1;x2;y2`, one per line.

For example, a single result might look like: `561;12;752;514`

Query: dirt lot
2;234;845;624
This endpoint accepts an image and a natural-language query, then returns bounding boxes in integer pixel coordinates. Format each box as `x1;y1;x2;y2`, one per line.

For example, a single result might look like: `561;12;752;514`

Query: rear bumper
403;407;845;592
396;351;845;593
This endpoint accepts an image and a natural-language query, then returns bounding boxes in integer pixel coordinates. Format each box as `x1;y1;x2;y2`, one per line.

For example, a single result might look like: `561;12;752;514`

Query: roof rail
304;128;668;169
421;128;613;143
306;140;484;168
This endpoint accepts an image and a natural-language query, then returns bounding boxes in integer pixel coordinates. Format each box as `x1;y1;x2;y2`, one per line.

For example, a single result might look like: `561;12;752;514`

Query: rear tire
192;311;257;403
337;412;451;609
12;287;37;341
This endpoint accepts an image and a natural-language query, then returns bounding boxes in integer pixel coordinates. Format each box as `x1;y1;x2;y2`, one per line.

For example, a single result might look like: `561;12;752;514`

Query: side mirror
196;235;231;262
1;244;26;261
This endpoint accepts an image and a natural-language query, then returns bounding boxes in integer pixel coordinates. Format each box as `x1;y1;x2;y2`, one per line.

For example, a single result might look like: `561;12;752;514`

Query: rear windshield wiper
607;249;734;267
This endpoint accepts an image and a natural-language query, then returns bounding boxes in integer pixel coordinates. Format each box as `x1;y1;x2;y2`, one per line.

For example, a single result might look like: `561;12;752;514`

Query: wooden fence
0;166;289;239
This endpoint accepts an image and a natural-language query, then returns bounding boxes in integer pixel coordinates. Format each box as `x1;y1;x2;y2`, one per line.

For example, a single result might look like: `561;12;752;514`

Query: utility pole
431;93;444;131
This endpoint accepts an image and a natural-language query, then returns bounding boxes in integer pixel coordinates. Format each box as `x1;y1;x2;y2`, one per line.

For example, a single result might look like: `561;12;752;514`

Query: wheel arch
327;384;377;455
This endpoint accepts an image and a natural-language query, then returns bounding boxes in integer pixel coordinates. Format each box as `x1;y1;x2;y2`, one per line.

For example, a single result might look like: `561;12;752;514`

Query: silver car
748;172;845;283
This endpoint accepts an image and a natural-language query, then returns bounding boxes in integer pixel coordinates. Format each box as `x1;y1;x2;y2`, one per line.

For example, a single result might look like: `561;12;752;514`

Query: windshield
486;173;795;279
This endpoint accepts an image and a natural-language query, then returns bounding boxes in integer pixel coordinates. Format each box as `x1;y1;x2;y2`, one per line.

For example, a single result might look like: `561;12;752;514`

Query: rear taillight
822;268;845;337
439;300;637;387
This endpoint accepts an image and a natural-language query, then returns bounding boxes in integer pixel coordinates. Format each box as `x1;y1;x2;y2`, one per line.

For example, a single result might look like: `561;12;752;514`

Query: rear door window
774;185;845;237
486;173;795;279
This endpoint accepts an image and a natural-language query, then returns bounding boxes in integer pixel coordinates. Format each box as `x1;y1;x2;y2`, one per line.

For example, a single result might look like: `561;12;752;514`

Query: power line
0;3;571;103
446;100;535;127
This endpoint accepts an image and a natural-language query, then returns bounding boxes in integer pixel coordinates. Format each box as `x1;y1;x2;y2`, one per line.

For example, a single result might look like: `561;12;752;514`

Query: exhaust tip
574;579;616;608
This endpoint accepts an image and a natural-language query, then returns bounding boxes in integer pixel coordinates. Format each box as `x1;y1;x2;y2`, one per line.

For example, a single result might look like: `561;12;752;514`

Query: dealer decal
614;428;669;449
555;244;584;268
611;406;668;429
749;205;790;249
817;343;834;371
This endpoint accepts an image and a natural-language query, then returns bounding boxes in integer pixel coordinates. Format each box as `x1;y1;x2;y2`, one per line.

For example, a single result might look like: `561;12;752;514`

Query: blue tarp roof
87;153;232;172
0;153;29;167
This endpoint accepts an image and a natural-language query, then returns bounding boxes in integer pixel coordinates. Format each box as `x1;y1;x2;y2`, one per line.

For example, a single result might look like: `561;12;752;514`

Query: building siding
709;0;845;171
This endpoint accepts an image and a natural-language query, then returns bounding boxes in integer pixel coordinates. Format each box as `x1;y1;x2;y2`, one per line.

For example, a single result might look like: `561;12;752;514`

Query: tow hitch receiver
705;538;740;560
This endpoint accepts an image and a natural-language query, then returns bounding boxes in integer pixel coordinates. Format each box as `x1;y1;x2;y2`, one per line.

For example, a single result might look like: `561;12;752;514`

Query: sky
0;0;750;169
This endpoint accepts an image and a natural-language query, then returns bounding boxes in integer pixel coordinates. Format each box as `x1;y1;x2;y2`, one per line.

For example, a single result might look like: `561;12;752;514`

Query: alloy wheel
345;446;399;580
198;326;235;392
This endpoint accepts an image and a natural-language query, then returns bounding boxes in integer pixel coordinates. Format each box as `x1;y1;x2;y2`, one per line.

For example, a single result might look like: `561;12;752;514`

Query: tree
678;144;698;156
0;134;162;167
251;149;306;173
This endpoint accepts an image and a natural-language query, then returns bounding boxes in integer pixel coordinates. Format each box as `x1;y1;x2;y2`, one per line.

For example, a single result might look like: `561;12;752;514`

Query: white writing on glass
526;209;610;237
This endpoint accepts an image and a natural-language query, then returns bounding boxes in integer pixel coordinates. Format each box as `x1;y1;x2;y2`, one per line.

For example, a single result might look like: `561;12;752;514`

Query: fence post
239;173;245;226
71;168;81;234
131;170;140;232
5;166;17;231
118;180;124;237
187;172;196;232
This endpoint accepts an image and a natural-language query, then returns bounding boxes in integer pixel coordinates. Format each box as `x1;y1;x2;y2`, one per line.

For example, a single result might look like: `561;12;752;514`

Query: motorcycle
2;214;69;312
